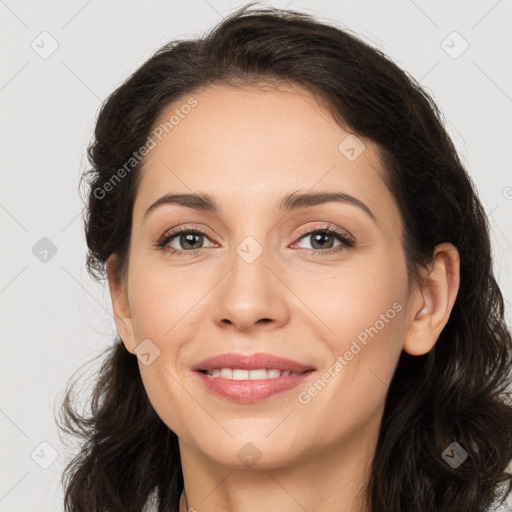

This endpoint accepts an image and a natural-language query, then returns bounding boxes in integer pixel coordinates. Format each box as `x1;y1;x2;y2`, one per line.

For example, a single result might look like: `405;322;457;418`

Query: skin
106;83;460;512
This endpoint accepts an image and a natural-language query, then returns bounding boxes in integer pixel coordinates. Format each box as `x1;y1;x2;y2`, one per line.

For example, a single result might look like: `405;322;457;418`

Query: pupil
312;233;333;249
182;233;201;250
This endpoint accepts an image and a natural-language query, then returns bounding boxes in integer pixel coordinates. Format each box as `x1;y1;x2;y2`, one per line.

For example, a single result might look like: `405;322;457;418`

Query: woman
57;4;512;511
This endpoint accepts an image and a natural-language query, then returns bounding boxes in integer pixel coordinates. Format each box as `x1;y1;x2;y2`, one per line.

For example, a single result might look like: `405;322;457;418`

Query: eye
292;224;355;255
155;223;356;257
156;227;216;256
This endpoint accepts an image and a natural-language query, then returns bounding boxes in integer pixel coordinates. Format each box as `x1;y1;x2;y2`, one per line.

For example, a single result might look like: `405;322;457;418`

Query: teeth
204;368;303;379
219;368;233;379
233;369;248;380
248;369;267;379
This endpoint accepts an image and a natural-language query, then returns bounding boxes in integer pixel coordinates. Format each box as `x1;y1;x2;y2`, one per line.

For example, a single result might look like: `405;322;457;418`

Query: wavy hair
57;3;512;511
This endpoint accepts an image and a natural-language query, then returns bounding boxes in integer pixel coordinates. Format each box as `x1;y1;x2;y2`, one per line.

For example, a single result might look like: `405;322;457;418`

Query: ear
106;254;136;354
402;242;460;356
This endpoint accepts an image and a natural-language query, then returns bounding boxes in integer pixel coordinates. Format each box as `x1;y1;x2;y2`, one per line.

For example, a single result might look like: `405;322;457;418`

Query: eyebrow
143;191;377;224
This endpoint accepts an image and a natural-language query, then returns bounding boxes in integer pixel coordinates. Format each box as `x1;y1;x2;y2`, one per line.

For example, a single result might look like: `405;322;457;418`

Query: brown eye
301;231;338;250
157;228;215;255
293;226;355;255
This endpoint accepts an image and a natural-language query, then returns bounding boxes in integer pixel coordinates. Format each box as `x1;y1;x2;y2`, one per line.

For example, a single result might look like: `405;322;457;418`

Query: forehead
143;82;380;170
133;83;399;229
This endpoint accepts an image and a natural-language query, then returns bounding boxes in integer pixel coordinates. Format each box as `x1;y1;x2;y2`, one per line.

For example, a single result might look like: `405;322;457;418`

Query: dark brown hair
57;3;512;511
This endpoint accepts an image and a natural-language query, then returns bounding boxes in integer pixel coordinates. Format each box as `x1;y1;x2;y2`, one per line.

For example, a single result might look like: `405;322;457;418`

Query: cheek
290;245;407;350
294;277;406;449
291;247;408;413
128;266;203;437
127;258;206;342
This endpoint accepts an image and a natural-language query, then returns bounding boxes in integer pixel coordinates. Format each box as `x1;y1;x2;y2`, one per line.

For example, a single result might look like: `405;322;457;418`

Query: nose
211;244;290;333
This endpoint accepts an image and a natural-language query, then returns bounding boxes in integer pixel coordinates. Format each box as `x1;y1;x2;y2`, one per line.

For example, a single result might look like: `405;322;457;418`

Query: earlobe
106;254;136;354
402;242;460;356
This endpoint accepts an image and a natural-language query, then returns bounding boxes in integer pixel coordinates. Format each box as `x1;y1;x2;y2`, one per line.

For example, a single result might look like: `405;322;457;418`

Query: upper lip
193;352;316;373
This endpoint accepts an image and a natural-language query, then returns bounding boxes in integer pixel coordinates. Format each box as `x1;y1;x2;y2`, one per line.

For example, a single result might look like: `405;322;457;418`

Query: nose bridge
228;231;272;299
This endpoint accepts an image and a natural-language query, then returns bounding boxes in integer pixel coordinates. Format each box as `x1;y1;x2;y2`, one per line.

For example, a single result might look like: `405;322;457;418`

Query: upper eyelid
163;223;345;236
293;223;354;239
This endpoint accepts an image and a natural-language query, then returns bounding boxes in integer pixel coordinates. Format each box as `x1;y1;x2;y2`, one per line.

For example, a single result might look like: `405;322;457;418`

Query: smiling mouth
197;368;314;380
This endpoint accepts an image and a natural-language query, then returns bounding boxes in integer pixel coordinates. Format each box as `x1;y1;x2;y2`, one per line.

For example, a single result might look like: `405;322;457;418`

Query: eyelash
155;224;356;257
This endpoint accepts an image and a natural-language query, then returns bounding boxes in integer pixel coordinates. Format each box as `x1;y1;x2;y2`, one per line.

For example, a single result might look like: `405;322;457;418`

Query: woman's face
109;83;416;470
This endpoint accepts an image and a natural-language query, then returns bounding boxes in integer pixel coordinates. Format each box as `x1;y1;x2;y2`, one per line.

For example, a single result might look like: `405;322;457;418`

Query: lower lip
195;370;315;403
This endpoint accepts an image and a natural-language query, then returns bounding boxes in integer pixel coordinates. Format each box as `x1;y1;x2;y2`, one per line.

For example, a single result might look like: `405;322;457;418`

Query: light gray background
1;1;511;510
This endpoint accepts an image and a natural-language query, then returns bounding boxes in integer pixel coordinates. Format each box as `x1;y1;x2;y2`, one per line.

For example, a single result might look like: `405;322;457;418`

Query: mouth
192;352;316;374
192;352;316;403
197;368;314;379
